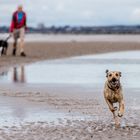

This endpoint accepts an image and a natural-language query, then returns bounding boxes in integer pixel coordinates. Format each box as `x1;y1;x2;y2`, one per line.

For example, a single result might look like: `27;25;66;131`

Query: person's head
17;5;23;12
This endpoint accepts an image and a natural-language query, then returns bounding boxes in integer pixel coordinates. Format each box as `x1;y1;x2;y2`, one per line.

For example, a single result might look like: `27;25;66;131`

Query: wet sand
0;38;140;139
1;41;140;69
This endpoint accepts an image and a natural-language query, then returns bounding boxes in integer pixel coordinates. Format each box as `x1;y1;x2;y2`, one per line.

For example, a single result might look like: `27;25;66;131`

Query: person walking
10;5;27;57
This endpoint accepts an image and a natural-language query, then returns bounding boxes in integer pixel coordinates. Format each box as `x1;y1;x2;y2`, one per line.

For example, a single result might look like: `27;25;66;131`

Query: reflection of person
10;5;27;57
13;67;18;82
20;66;25;83
13;66;25;83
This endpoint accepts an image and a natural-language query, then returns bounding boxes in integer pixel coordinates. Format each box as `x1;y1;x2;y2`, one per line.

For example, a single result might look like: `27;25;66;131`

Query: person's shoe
20;52;26;57
12;48;16;56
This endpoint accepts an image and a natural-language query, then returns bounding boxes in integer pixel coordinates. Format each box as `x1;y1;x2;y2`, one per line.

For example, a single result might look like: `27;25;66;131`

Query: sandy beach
0;35;140;139
1;40;140;69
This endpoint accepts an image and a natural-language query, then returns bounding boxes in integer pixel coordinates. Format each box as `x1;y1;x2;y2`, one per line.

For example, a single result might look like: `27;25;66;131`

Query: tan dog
104;70;124;126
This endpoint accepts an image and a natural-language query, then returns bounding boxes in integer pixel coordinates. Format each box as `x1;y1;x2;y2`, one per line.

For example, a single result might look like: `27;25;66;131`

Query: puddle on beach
0;51;140;127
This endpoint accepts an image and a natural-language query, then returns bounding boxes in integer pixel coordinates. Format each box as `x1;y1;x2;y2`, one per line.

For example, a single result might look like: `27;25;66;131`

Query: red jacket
10;11;27;32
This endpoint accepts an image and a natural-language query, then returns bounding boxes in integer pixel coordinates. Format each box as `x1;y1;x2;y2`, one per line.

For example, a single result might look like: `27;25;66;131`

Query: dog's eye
109;74;112;77
116;73;119;77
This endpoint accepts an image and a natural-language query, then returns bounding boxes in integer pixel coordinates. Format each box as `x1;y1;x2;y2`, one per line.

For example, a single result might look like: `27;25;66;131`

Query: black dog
0;35;11;56
0;40;8;55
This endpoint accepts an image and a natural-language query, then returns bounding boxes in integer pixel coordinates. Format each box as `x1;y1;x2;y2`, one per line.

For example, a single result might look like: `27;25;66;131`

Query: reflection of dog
0;35;11;55
104;70;125;126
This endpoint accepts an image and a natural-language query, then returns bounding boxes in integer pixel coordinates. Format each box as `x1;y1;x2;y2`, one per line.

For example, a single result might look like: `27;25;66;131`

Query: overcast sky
1;0;140;27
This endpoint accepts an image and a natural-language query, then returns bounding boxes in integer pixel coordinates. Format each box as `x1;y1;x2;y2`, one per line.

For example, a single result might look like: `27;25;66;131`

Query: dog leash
5;34;12;42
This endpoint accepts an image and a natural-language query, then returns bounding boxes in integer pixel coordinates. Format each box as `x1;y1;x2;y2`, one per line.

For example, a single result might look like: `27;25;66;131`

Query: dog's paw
118;111;123;117
110;108;115;112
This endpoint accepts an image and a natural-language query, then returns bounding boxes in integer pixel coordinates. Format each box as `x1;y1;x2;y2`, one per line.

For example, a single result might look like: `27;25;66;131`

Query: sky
1;0;140;27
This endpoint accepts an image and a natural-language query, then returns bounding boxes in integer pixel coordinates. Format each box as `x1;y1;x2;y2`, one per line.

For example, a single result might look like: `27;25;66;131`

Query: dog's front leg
105;99;116;118
118;100;125;117
105;98;115;112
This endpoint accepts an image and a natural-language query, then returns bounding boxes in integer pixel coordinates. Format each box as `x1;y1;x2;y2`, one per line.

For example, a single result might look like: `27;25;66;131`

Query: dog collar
107;83;120;92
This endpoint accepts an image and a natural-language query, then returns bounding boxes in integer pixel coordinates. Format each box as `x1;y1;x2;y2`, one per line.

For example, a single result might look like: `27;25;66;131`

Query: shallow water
0;51;140;126
0;51;140;89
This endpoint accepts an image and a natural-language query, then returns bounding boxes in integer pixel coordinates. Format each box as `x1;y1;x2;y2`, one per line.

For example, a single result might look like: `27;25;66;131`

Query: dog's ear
119;72;122;77
106;69;109;77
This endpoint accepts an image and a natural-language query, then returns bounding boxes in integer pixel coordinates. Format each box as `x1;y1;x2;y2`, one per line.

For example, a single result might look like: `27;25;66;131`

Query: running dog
104;70;125;126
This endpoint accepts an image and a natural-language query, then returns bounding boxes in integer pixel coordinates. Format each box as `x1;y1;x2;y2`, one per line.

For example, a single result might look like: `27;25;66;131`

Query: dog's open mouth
111;81;119;85
110;78;119;86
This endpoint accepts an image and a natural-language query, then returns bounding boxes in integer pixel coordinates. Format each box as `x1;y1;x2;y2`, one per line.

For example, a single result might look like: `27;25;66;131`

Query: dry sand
0;40;140;139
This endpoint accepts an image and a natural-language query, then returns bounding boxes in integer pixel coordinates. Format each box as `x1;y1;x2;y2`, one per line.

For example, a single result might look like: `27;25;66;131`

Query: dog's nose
112;78;116;82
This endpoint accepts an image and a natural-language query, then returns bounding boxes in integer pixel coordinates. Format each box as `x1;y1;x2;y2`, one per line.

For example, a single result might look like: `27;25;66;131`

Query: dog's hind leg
1;41;8;55
1;47;4;55
105;99;120;127
1;47;7;55
110;106;120;127
113;111;120;127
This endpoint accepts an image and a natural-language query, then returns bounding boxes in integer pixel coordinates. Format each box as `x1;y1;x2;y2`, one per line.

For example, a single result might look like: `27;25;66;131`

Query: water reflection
13;66;26;83
0;71;8;76
0;51;140;89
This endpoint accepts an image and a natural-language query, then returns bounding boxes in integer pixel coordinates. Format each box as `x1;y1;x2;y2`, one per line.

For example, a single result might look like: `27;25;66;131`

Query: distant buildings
1;25;140;34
